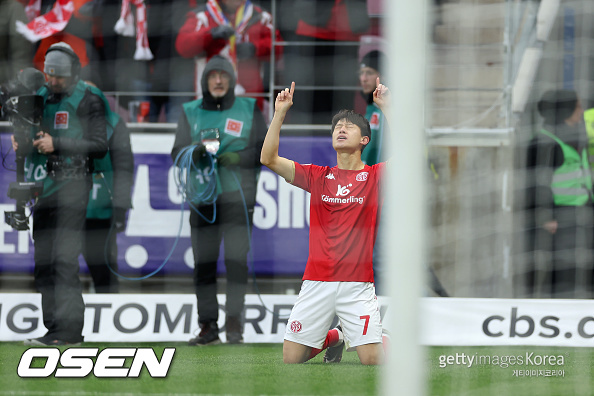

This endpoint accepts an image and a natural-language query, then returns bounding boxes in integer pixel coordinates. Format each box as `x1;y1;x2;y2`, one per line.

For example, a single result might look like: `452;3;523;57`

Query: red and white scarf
206;0;253;63
15;0;75;42
114;0;153;61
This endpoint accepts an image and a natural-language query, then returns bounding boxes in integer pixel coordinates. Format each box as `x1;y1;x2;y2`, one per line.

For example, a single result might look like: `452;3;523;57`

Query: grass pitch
0;342;378;396
0;343;592;395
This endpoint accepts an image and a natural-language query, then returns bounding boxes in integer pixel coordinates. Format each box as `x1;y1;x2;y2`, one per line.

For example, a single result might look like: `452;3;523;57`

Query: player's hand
275;82;295;114
32;131;54;155
373;77;391;111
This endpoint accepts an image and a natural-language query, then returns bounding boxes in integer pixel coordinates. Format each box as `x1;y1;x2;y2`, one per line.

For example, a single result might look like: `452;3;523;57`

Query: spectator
175;0;283;111
82;98;134;293
144;0;195;122
13;42;109;345
0;0;33;86
171;55;266;345
524;90;594;298
92;0;139;113
357;49;388;295
358;50;387;165
18;0;101;84
101;0;195;122
280;0;370;124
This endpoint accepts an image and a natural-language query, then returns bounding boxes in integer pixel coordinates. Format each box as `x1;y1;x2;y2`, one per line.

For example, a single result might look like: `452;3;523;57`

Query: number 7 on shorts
360;315;370;335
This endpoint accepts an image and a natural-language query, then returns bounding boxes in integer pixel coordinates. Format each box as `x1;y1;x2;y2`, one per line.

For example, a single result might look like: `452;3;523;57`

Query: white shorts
284;281;383;350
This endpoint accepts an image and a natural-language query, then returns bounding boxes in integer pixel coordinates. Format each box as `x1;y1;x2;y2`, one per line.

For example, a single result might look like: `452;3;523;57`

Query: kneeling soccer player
260;79;391;365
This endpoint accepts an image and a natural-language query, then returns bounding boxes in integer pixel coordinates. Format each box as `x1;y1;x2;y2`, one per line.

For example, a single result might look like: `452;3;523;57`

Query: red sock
307;328;340;361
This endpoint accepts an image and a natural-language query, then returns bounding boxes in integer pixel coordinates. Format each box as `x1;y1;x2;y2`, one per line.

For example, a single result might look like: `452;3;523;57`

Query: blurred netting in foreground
428;0;594;301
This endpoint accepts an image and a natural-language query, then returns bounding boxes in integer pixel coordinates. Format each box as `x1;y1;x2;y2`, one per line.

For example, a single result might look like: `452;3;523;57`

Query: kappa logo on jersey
326;173;335;180
356;172;369;182
290;320;302;333
336;184;352;197
225;118;243;137
370;112;380;129
54;111;69;129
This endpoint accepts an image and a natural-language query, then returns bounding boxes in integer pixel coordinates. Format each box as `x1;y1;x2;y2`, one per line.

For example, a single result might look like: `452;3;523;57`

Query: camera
1;68;46;231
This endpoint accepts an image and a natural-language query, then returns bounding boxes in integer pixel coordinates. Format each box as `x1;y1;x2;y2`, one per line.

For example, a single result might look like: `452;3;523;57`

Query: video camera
1;68;46;230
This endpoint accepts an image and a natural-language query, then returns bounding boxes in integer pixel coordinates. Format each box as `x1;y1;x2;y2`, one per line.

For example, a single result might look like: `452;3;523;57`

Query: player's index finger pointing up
290;81;295;97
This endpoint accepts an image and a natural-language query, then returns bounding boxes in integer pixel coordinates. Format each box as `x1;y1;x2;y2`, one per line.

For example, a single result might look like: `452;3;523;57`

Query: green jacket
182;97;255;198
540;128;593;206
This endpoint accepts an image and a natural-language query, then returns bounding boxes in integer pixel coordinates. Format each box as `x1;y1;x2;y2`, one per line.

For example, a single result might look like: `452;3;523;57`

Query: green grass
0;343;378;396
428;346;594;396
0;344;592;395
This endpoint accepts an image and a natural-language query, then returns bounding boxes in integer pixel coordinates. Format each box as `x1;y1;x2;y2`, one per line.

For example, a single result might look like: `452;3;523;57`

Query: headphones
44;44;81;80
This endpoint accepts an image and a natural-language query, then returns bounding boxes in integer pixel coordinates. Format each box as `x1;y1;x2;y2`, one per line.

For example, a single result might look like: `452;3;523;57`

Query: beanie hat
537;90;578;125
201;55;237;96
360;50;386;74
44;43;77;77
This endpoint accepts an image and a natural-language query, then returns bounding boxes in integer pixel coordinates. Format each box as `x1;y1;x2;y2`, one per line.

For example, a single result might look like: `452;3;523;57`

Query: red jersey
291;161;385;282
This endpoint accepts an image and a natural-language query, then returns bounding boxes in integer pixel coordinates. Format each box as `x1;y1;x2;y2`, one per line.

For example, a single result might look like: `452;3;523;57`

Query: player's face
332;119;368;152
46;75;72;94
359;67;380;95
207;70;231;98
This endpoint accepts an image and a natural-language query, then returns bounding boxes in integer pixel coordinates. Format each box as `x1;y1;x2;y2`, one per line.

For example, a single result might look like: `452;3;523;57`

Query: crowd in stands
1;0;382;124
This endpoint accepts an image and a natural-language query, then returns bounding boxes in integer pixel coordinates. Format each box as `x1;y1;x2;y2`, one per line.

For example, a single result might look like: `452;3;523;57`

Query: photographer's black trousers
190;191;254;325
82;218;119;293
32;179;90;343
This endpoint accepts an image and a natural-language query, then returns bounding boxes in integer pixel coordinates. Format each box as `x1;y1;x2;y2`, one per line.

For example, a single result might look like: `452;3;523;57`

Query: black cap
360;50;385;74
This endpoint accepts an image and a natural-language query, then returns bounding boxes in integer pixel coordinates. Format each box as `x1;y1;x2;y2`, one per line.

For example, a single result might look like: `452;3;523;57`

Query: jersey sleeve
290;161;311;192
290;162;327;193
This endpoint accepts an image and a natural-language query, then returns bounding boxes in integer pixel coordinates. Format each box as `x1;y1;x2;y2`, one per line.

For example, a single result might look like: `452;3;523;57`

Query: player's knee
283;341;308;364
357;344;383;365
359;354;382;365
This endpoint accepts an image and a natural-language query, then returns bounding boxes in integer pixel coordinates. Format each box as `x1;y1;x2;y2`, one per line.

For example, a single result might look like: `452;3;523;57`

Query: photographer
12;42;108;346
171;55;266;345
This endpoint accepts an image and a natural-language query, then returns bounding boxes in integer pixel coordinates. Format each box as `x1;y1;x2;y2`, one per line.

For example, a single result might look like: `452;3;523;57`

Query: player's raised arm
260;82;296;182
373;77;392;128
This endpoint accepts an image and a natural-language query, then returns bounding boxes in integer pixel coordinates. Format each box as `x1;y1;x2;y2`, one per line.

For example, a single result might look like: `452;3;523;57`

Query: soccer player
260;78;391;365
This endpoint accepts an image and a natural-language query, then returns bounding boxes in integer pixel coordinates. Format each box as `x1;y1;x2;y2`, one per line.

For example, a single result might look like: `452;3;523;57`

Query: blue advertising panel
0;132;335;277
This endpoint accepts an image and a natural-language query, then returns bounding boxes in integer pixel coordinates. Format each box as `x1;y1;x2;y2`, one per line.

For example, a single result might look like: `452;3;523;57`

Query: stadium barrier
1;294;593;346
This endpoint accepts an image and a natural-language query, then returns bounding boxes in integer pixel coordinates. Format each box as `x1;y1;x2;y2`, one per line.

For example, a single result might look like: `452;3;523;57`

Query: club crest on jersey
290;320;302;333
356;172;369;181
54;111;69;129
326;173;335;180
224;118;243;137
370;112;380;129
